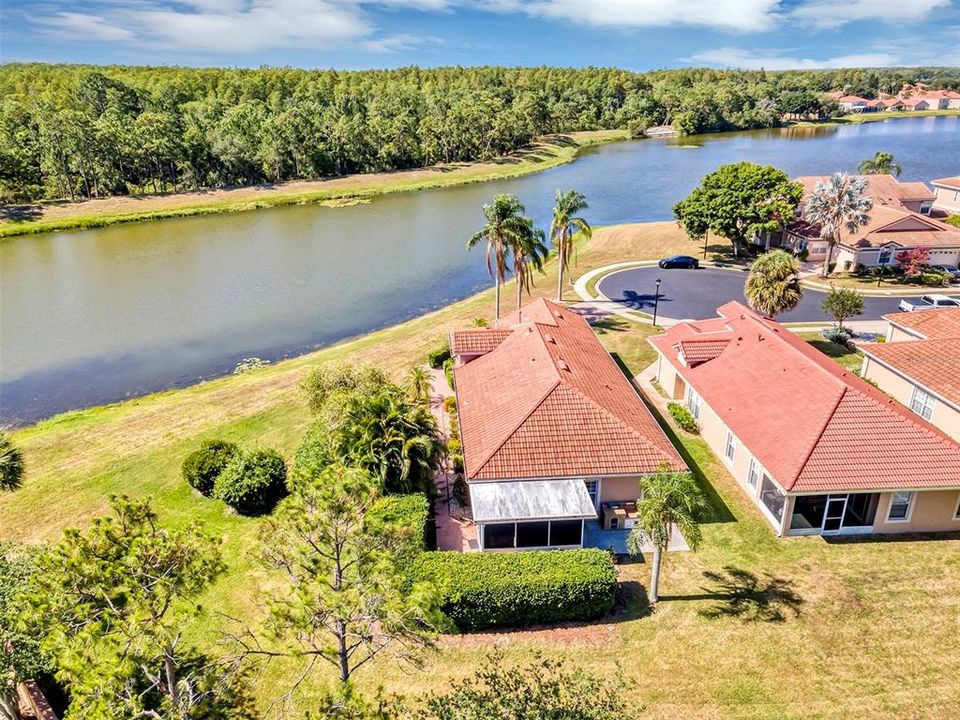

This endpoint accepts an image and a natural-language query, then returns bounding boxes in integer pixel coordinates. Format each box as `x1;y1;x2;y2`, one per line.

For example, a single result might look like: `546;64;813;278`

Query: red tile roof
883;308;960;340
650;302;960;493
860;338;960;409
450;328;512;356
797;175;934;206
453;298;685;480
678;339;731;364
933;176;960;191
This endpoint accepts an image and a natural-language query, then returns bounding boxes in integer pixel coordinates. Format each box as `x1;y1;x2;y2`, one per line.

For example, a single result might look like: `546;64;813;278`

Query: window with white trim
909;387;936;421
686;388;702;420
887;491;914;521
955;494;960;521
724;431;737;464
747;458;760;488
584;479;598;507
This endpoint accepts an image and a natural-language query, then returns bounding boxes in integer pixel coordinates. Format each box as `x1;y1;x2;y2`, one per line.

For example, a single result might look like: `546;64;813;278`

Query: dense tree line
1;63;958;203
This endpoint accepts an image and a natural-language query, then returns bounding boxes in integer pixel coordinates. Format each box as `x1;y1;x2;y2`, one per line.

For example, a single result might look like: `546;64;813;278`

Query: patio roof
469;479;598;523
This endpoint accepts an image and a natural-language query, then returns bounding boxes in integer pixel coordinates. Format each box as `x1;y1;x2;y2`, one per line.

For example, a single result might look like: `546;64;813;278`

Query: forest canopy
1;63;958;204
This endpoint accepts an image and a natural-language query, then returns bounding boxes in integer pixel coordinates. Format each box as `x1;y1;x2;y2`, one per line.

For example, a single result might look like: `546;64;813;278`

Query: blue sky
2;0;959;70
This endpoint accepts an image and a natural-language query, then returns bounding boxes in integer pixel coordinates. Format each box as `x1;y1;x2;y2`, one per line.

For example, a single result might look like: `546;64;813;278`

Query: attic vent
544;333;556;344
557;359;570;372
758;334;765;341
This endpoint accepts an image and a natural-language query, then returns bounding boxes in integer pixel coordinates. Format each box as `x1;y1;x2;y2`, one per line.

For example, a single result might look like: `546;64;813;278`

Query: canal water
2;115;958;423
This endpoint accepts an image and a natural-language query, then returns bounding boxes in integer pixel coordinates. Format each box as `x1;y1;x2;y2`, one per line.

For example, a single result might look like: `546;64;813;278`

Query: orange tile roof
453;298;685;481
678;339;731;364
933;176;960;190
860;338;960;409
797;175;934;205
450;328;512;356
883;308;960;340
650;302;960;493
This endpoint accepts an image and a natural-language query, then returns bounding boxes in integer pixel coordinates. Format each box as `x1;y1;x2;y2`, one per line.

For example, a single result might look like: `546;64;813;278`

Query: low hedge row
367;493;430;552
411;549;617;631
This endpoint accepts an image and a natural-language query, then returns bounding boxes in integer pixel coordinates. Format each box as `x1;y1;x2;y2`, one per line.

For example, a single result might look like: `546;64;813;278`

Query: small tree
821;286;865;330
1;544;47;720
214;448;288;515
240;464;441;700
896;246;931;277
744;250;803;319
627;466;705;604
406;366;432;405
414;650;639;720
673;162;803;257
0;432;24;491
21;496;225;720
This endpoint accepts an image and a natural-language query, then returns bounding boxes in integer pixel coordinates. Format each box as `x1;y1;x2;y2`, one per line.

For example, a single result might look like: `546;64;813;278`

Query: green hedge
367;493;430;552
412;549;617;631
427;343;451;369
667;402;699;433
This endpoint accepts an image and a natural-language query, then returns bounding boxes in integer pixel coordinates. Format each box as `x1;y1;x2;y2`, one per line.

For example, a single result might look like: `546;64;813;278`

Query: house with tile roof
859;308;960;442
451;298;686;551
780;175;960;271
650;301;960;537
931;176;960;215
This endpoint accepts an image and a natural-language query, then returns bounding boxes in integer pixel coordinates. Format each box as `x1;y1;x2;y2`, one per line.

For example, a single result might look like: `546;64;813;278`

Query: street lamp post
653;278;662;327
877;258;886;287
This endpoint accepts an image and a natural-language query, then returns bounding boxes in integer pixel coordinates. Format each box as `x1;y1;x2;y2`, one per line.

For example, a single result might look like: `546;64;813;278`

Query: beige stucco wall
861;355;960;440
887;325;923;342
599;475;642;504
933;185;960;214
873;490;960;533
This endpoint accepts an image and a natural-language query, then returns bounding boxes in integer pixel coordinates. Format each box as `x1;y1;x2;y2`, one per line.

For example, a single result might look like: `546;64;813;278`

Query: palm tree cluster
803;173;873;278
468;190;591;321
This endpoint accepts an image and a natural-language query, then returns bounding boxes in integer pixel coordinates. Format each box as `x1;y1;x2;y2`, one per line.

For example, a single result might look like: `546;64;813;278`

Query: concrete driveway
596;266;955;323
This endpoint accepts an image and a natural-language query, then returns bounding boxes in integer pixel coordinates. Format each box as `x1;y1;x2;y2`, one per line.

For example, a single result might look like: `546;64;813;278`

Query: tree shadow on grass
661;566;803;623
0;205;43;222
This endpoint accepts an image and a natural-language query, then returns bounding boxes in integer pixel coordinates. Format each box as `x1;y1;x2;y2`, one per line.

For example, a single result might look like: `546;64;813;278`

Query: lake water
2;115;958;424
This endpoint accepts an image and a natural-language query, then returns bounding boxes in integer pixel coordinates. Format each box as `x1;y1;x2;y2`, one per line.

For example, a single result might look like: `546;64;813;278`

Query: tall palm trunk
649;543;663;603
820;233;836;278
494;276;501;325
556;236;566;302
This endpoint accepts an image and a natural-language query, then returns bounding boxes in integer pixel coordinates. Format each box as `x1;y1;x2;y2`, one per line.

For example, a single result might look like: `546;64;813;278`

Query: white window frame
584;479;599;509
908;386;936;421
723;431;737;465
887;491;915;522
747;458;761;488
954;493;960;521
686;388;702;420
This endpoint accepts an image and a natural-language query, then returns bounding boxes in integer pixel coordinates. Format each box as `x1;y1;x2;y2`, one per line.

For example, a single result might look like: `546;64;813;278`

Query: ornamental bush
667;402;699;433
411;549;617;631
214;448;288;515
181;439;241;496
821;327;852;345
427;343;451;369
442;357;456;391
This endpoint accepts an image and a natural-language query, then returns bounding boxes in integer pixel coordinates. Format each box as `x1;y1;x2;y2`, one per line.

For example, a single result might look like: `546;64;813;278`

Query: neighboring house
650;301;960;538
932;176;960;215
779;175;960;270
451;298;686;551
837;95;870;112
860;308;960;441
900;96;931;111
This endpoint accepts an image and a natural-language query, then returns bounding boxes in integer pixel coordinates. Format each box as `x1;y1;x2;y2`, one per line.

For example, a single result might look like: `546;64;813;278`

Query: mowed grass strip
5;221;960;718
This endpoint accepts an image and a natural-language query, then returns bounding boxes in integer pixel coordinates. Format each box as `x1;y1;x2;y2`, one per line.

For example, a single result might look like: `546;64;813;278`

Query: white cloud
35;12;137;42
502;0;783;32
27;0;438;54
788;0;951;30
690;47;900;70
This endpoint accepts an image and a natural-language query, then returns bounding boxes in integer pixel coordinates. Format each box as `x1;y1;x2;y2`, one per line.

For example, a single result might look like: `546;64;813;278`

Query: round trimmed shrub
214;449;288;515
821;327;852;346
181;440;241;496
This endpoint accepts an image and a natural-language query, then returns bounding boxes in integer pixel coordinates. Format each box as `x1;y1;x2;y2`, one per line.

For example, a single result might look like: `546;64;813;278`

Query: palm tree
467;194;531;323
406;366;432;405
744;250;803;319
549;189;592;301
803;173;873;278
857;151;901;177
510;218;549;309
627;465;705;604
0;430;24;491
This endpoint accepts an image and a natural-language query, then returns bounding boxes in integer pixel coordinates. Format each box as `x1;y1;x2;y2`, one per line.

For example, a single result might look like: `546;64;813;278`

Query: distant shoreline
0;130;628;239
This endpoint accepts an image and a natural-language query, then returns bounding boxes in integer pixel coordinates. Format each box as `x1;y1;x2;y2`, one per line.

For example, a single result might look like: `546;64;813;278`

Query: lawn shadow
823;530;960;545
661;566;803;622
0;205;43;222
613;579;652;621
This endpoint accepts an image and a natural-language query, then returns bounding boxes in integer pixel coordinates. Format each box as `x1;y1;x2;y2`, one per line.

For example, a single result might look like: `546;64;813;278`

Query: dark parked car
658;255;699;269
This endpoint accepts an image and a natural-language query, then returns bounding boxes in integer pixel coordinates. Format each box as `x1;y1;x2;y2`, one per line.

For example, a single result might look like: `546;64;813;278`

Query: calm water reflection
2;116;958;423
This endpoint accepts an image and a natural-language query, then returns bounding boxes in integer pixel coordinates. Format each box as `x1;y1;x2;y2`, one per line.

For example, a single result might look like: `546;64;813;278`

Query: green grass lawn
4;223;959;718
